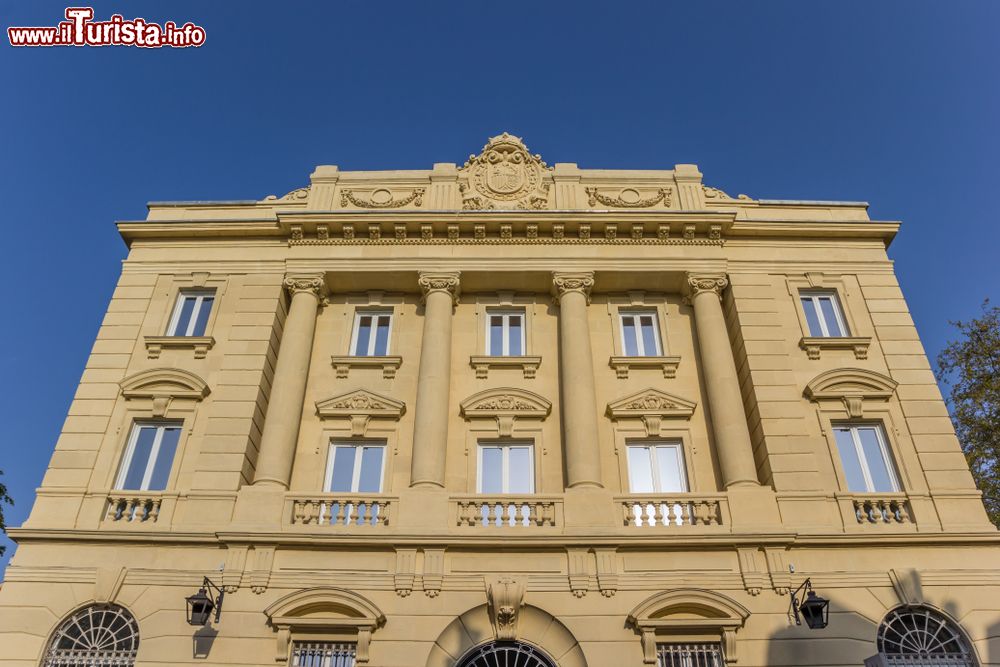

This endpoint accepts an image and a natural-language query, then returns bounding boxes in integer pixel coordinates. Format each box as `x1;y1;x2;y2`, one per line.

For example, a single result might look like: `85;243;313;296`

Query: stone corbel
394;549;417;597
594;548;618;597
764;547;791;595
736;547;768;596
247;545;275;594
422;548;444;597
567;548;591;598
222;545;248;593
641;628;657;665
486;576;526;641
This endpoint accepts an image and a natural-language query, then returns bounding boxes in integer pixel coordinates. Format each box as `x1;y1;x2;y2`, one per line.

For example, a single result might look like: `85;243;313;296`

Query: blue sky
1;1;998;569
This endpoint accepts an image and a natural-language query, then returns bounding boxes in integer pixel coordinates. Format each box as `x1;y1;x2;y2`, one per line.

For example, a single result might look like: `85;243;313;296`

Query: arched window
42;604;139;666
877;607;975;666
456;641;555;667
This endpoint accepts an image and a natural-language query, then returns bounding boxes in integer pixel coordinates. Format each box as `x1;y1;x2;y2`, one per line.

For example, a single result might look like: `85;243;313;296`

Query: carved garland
585;187;672;208
340;188;425;209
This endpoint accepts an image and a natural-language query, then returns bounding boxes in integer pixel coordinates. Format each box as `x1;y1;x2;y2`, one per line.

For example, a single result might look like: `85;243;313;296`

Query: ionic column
552;272;603;488
253;274;326;488
410;271;461;488
684;273;760;488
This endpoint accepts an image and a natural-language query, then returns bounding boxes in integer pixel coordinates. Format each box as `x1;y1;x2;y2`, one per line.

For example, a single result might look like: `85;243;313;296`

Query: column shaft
553;272;603;488
410;272;460;488
252;275;324;489
685;273;760;488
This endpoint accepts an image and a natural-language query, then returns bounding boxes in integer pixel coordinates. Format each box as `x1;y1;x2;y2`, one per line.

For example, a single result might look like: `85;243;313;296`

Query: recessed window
486;309;525;356
656;642;725;667
291;641;356;667
325;442;385;493
833;423;900;493
350;310;392;356
478;442;534;494
115;422;181;491
166;289;215;336
800;290;849;337
627;442;688;493
619;310;662;356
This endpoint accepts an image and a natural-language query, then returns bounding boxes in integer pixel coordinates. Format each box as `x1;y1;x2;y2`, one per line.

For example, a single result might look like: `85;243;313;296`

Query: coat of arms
461;133;550;209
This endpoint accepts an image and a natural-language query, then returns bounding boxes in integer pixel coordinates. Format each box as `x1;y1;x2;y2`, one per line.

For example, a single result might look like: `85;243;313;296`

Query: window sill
608;355;681;379
469;355;541;379
144;335;215;359
799;336;871;360
330;355;402;379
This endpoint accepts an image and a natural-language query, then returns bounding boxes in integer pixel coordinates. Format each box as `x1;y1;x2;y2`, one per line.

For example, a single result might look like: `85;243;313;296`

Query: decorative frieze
340;188;424;209
585;187;672;208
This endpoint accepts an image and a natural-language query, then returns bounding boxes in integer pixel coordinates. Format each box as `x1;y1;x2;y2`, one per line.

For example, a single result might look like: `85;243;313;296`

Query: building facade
2;133;998;667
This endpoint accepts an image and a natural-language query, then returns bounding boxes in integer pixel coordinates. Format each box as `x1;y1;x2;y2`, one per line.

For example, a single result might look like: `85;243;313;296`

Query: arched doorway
456;641;556;667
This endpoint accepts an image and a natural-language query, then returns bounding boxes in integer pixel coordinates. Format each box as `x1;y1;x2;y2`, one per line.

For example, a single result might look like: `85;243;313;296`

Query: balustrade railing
290;494;394;527
616;494;726;527
851;494;912;524
105;494;162;523
453;495;561;527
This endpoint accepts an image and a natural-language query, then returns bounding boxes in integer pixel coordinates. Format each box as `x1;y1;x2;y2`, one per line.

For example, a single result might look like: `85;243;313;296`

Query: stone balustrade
453;495;562;527
616;494;727;527
290;494;394;527
850;494;912;525
105;494;162;524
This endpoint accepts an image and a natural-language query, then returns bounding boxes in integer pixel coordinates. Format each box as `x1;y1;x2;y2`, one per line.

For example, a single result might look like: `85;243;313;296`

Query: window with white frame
477;442;534;494
486;309;526;356
799;290;849;337
291;641;356;667
349;310;392;356
619;310;663;356
166;289;215;336
115;422;182;491
325;442;386;493
626;442;688;493
833;423;900;493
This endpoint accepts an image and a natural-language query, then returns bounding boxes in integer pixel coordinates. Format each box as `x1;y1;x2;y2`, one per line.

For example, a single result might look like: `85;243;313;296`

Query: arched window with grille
456;641;556;667
874;606;976;667
42;604;139;667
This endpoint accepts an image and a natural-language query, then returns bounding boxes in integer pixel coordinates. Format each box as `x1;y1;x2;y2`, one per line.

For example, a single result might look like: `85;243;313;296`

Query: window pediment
119;368;210;402
606;389;697;421
459;388;552;420
628;589;749;663
316;390;405;420
804;368;897;402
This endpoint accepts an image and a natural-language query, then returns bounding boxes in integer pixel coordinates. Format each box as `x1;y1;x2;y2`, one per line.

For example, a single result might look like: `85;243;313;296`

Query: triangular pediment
606;388;697;420
315;389;405;420
459;387;551;420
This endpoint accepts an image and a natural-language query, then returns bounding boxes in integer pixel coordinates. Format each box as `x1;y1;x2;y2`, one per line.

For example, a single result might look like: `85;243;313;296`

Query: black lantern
789;578;829;629
186;577;224;626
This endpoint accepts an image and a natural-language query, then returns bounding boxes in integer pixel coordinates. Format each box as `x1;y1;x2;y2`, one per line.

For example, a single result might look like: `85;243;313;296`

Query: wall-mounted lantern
186;577;225;626
789;578;829;629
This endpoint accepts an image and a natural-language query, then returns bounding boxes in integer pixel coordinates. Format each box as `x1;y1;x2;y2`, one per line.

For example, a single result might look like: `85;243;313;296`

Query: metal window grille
657;643;726;667
882;656;975;667
291;642;356;667
43;604;139;667
876;607;975;667
457;641;555;667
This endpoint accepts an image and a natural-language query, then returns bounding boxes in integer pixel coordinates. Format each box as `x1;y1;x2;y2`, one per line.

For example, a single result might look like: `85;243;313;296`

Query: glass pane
858;427;896;491
480;447;503;494
819;297;845;336
640;316;658;355
801;297;823;336
655;446;686;492
354;316;372;356
489;316;504;356
191;296;213;336
508;447;533;493
329;447;357;492
373;316;390;355
508;315;523;356
834;428;868;491
172;296;196;336
147;426;180;490
357;447;384;493
121;426;157;489
627;446;655;493
622;316;639;356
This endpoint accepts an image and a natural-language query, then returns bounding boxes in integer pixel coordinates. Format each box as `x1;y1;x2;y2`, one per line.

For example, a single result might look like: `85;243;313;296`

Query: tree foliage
0;471;12;556
936;300;1000;525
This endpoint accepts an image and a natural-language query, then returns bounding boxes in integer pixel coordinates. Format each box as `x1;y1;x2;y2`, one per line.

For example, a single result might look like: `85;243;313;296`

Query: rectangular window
477;442;534;494
291;641;356;667
115;422;182;491
657;643;725;667
800;290;849;337
166;289;215;336
627;442;688;494
350;310;392;356
833;423;900;493
620;310;663;356
325;442;386;493
486;309;525;356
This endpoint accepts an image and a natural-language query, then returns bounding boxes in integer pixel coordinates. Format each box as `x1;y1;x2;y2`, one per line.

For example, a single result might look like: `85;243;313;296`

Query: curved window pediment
119;367;210;402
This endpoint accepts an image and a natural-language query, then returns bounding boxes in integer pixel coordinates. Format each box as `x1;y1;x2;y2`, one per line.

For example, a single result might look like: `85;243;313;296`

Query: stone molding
608;355;681;379
804;367;898;418
799;335;872;360
460;387;551;437
340;188;424;209
469;355;541;379
330;355;403;379
119;368;210;418
316;389;405;437
606;388;697;437
143;335;215;360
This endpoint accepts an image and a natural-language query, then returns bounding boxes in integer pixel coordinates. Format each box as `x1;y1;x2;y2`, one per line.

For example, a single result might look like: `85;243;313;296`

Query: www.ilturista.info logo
8;7;206;47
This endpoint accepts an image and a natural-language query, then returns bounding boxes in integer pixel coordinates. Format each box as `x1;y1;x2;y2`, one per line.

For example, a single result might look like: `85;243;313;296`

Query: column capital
683;272;729;304
418;271;461;304
552;271;595;304
283;273;327;299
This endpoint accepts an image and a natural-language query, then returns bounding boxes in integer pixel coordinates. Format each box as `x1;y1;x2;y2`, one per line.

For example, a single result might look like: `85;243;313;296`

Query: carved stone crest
461;133;551;210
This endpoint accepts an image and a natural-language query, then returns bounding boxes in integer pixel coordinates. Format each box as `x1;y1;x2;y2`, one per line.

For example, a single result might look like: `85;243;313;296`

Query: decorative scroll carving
606;389;697;430
316;389;405;437
418;271;461;305
340;188;424;209
585;187;672;208
460;133;551;210
460;388;551;420
703;185;752;201
552;271;595;304
682;273;728;304
264;186;310;202
486;576;526;641
283;274;326;298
